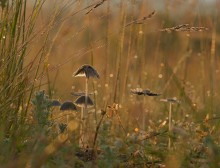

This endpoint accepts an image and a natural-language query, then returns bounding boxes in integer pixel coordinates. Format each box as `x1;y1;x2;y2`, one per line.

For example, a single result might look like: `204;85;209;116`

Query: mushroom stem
66;113;69;130
66;113;69;124
79;107;85;147
168;102;172;149
85;78;88;118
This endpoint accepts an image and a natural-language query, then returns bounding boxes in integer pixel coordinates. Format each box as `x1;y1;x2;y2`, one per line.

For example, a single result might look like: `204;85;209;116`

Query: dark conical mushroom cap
160;97;180;104
74;96;94;108
60;101;77;111
51;100;61;106
73;64;100;79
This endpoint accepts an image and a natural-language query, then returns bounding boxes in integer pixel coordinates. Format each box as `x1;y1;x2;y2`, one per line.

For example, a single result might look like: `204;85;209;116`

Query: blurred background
27;0;220;124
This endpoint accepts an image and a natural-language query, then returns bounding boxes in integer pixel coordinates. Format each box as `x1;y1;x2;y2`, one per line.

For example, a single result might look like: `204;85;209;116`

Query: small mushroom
51;100;61;106
60;101;77;111
74;95;94;146
60;101;77;130
73;64;100;79
160;97;180;104
160;97;180;149
74;96;94;108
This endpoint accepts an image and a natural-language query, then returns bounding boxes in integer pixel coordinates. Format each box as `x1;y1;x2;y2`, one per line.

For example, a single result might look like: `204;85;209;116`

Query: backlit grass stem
168;102;172;149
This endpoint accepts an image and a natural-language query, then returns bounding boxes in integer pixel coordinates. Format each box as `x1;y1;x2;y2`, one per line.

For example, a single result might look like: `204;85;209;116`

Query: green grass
0;0;220;167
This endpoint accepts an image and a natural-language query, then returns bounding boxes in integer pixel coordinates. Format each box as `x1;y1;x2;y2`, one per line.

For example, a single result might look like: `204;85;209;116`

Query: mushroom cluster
72;64;100;146
73;64;99;119
50;65;99;146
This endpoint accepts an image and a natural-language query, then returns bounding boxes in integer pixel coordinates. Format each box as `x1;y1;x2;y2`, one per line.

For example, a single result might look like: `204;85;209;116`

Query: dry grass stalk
107;103;126;134
160;24;208;32
85;0;107;15
125;10;156;27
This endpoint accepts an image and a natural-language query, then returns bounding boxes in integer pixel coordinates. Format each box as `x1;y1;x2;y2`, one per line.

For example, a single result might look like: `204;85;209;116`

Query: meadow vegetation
0;0;220;167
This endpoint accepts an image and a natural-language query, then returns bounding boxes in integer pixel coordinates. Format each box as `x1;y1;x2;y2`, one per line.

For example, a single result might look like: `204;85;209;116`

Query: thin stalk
142;98;146;130
79;107;85;147
93;111;106;148
85;78;88;118
210;22;216;115
84;78;89;146
168;102;172;149
122;0;134;99
113;1;126;103
103;0;110;105
66;113;69;126
89;44;98;124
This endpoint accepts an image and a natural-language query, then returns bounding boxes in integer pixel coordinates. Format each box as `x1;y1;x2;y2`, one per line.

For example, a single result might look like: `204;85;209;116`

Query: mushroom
51;100;61;106
74;96;94;118
130;88;161;130
73;64;100;79
73;64;99;119
60;101;77;111
160;97;180;149
50;100;61;119
60;101;77;130
74;95;94;146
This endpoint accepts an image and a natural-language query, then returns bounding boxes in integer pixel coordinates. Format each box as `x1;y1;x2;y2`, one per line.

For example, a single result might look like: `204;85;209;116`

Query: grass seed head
130;88;161;96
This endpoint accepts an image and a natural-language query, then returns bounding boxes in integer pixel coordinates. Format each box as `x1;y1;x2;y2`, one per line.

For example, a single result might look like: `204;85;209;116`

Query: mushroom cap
160;97;180;104
73;64;100;79
60;101;77;111
74;96;94;108
51;100;61;106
